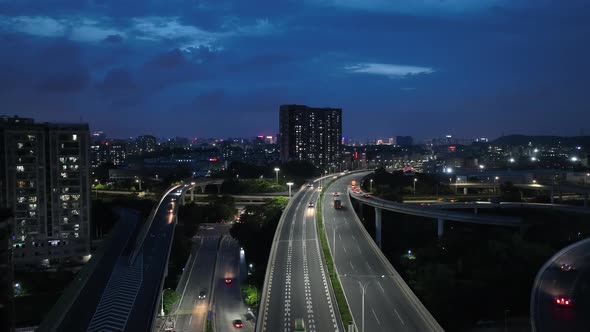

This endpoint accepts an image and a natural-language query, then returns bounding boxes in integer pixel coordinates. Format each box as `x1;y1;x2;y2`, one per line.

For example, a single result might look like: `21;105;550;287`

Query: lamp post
274;168;280;184
287;182;294;198
370;179;373;192
342;274;385;332
585;173;589;186
135;178;142;191
413;178;417;195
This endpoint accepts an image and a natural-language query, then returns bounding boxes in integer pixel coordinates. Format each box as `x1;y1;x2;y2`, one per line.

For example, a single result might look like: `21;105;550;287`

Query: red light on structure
354;151;359;160
449;145;456;152
209;158;218;162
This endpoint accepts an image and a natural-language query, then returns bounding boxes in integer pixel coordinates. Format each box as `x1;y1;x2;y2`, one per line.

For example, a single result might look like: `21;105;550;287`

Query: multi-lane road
172;225;223;332
258;184;341;332
322;173;443;332
531;238;590;332
214;236;255;332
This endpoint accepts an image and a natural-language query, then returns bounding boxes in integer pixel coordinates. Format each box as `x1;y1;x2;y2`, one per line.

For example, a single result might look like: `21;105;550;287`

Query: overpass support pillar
190;188;194;202
550;188;555;204
437;219;445;238
584;194;589;208
463;187;468;195
180;193;185;206
216;184;222;194
358;202;364;220
375;207;382;248
474;207;478;214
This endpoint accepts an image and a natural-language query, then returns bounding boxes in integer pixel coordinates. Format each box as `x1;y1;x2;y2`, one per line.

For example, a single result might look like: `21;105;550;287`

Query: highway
258;184;341;332
214;236;255;332
531;238;590;332
121;185;185;332
172;224;224;332
323;173;443;332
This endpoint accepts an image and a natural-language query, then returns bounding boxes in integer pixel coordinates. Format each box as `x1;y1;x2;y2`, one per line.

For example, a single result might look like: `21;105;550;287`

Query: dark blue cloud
0;0;589;139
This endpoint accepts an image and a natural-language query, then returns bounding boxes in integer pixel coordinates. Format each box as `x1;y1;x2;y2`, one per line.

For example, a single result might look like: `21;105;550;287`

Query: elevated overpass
349;189;521;245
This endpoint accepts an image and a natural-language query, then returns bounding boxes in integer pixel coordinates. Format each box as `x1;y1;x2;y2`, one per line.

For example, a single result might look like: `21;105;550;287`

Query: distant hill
493;135;590;146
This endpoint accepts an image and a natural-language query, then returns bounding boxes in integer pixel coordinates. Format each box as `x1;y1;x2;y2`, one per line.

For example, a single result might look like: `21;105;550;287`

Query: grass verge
317;179;353;326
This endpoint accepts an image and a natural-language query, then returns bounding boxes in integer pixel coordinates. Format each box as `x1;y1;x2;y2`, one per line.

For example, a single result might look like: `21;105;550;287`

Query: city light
509;157;515;163
570;156;579;162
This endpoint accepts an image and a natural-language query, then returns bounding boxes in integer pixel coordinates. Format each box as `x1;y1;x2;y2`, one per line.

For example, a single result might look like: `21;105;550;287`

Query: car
308;202;314;208
560;263;574;271
333;192;339;196
555;296;573;306
198;291;206;299
294;318;306;331
363;194;371;198
233;319;244;328
225;278;233;284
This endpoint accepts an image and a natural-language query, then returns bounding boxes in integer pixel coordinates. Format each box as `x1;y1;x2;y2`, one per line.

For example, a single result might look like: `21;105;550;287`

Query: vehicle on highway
333;197;342;209
294;318;306;331
308;202;314;208
363;194;371;198
560;263;574;271
233;319;244;328
224;278;233;284
198;291;206;299
167;202;174;213
555;296;573;306
333;192;339;196
307;182;313;188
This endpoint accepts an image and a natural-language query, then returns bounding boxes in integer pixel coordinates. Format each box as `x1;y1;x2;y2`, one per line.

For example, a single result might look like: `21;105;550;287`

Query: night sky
1;0;589;140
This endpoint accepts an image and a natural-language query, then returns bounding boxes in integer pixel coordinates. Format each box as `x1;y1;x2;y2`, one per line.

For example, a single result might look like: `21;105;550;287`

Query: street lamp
413;178;417;195
274;167;280;184
287;182;294;198
135;178;142;191
342;274;385;332
370;179;373;192
585;173;590;185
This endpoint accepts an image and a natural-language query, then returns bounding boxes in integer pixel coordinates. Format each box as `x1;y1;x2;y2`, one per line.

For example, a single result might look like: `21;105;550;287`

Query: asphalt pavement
172;225;222;332
532;238;590;332
259;186;341;332
214;236;255;332
322;173;443;332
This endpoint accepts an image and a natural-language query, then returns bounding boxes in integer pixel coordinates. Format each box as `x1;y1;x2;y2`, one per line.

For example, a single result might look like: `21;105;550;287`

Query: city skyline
1;1;589;139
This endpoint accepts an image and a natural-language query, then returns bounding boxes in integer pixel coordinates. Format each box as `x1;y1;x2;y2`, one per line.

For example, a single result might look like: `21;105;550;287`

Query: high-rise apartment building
135;135;157;155
0;116;91;265
279;105;342;169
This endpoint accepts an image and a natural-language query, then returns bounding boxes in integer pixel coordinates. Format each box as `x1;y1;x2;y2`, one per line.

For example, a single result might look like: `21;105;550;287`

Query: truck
333;197;342;209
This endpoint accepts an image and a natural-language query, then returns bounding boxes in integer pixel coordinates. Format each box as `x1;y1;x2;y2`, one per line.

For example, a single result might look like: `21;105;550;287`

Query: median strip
316;178;353;327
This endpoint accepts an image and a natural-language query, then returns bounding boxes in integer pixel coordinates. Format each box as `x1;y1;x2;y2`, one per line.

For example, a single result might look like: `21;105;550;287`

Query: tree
163;289;180;314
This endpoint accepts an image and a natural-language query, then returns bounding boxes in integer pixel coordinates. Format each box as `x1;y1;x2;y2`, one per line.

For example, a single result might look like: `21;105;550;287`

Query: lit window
29;204;37;210
60;172;67;178
71;210;80;216
72;134;77;141
17;197;26;203
16;165;24;172
17;142;24;149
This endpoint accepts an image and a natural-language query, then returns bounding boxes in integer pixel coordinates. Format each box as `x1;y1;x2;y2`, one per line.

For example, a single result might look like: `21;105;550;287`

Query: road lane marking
395;309;405;325
349;261;355;271
372;308;381;326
